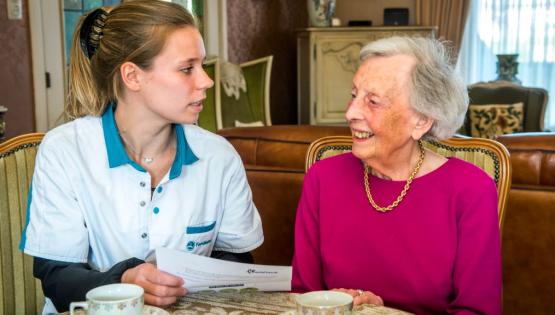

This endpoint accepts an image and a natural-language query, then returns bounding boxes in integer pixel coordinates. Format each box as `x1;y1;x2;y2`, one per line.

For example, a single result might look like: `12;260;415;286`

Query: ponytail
65;8;110;120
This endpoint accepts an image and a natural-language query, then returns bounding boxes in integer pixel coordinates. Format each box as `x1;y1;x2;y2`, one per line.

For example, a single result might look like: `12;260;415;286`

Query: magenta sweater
292;153;502;315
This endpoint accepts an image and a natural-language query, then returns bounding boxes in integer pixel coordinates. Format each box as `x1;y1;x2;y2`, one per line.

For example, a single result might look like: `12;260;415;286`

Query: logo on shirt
186;239;212;251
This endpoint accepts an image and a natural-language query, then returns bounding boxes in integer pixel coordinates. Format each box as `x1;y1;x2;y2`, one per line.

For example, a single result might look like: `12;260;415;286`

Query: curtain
457;0;555;131
418;0;472;55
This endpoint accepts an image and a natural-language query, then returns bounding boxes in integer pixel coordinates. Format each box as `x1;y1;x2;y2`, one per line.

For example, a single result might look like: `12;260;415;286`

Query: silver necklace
120;134;158;164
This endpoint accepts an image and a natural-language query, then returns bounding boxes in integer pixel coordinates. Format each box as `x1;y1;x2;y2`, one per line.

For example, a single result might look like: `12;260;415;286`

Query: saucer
280;304;414;315
68;305;169;315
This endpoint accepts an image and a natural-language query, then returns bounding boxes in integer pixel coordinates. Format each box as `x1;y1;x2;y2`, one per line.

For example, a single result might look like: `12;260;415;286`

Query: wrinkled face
138;26;214;124
345;54;426;165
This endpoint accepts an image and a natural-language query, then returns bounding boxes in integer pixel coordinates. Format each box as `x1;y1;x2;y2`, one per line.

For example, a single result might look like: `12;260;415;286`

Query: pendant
143;157;154;164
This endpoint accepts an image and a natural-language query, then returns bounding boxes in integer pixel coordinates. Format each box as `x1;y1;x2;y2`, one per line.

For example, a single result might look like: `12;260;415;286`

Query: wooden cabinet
297;27;436;125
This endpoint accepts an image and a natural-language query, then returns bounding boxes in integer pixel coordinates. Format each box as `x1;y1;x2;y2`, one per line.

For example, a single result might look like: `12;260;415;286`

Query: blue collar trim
102;104;137;169
170;124;199;179
101;103;198;178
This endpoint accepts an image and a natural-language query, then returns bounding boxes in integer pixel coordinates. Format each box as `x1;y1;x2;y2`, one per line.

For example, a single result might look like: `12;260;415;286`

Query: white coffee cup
295;290;353;315
69;283;144;315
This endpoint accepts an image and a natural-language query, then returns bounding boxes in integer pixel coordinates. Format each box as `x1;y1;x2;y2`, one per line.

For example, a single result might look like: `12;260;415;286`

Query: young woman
20;1;263;313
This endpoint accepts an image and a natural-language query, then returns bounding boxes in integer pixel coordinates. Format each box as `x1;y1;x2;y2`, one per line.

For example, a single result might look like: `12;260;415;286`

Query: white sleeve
21;134;89;263
213;153;263;253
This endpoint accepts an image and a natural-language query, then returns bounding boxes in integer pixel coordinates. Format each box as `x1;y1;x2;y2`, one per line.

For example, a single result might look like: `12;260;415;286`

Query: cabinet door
314;34;371;124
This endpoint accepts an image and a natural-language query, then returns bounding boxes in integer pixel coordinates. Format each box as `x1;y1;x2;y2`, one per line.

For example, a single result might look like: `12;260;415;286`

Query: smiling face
135;26;214;125
346;54;431;167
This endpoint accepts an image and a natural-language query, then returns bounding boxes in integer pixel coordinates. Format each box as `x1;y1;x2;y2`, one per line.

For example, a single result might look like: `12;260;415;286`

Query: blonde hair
65;0;197;120
360;36;468;140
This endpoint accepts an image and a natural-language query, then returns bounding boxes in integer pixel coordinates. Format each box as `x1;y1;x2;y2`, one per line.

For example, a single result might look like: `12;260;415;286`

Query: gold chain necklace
363;140;425;212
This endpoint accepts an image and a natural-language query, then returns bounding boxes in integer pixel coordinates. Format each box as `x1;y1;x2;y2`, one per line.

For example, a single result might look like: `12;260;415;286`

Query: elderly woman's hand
333;288;384;306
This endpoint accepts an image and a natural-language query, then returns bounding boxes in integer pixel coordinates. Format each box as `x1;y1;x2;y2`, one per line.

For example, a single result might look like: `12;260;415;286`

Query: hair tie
79;8;108;59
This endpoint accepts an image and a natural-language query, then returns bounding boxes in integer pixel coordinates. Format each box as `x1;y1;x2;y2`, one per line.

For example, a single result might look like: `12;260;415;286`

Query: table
165;290;413;315
64;290;413;315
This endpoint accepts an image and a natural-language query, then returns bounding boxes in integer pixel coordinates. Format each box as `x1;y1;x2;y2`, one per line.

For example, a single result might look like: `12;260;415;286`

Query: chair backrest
220;56;273;128
467;81;548;133
305;136;512;230
0;133;44;315
197;58;223;132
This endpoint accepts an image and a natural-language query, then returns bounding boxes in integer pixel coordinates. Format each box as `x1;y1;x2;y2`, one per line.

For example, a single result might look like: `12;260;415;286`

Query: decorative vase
495;54;521;84
0;106;7;140
307;0;336;27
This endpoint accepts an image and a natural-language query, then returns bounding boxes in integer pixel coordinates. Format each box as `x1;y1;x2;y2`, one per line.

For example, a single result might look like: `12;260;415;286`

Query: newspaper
153;247;292;292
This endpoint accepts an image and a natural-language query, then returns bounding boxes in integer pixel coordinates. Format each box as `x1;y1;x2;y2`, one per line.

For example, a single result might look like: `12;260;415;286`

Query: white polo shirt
21;105;263;272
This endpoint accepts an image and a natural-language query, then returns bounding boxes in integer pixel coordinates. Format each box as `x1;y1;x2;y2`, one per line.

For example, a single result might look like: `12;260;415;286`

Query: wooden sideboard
297;26;436;125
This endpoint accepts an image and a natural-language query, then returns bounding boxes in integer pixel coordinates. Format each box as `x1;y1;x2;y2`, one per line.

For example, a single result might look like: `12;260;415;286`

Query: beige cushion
469;103;524;139
234;120;265;127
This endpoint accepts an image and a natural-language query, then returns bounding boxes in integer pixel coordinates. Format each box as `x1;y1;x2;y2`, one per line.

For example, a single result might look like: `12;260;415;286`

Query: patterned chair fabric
0;133;44;315
305;136;512;231
465;81;549;134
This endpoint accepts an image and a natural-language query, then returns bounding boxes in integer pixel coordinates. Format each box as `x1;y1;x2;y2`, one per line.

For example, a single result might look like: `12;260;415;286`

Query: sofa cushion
502;189;555;315
246;170;305;265
469;103;524;138
497;133;555;187
218;125;351;170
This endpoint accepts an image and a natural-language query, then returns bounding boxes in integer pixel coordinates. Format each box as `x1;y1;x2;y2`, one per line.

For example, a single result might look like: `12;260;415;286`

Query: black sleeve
33;256;144;313
210;250;254;264
34;251;251;312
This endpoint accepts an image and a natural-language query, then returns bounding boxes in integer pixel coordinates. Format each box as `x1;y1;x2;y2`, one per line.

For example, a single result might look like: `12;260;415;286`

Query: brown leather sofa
217;126;555;315
217;125;350;265
497;133;555;315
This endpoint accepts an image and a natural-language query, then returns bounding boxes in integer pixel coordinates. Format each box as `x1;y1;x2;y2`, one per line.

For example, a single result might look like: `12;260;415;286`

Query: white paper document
154;247;292;292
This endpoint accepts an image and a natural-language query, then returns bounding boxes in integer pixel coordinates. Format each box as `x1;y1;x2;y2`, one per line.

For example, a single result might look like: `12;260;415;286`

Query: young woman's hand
333;288;384;306
122;262;187;305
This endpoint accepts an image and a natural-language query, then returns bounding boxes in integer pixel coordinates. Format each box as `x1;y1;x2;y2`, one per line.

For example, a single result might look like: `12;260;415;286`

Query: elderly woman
292;36;501;315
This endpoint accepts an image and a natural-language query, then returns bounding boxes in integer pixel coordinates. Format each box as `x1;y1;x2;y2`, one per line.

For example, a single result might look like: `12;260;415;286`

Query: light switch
7;0;23;20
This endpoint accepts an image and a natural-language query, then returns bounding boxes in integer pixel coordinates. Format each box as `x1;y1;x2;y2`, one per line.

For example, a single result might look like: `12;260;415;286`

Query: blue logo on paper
186;239;212;251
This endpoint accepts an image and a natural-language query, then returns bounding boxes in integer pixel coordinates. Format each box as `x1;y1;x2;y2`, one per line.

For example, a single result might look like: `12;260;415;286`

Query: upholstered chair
219;56;273;128
306;136;512;231
464;81;549;138
0;133;44;315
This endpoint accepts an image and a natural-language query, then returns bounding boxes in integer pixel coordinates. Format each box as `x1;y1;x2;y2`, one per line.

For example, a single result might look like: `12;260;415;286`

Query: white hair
359;36;468;140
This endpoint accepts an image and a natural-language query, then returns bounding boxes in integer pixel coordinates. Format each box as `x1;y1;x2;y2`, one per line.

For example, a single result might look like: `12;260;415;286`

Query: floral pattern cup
296;290;353;315
70;283;144;315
